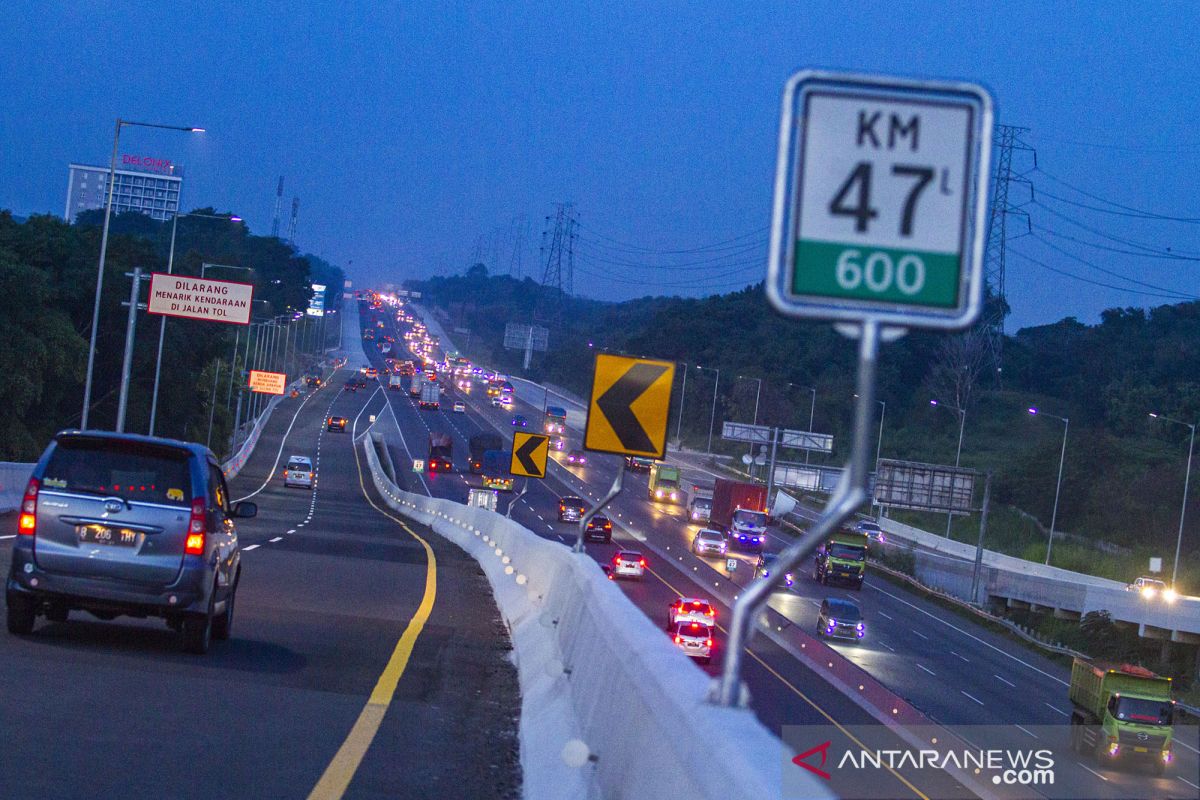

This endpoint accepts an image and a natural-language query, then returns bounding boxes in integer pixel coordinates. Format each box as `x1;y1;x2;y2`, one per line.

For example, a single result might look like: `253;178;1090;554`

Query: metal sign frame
721;421;772;444
873;458;977;514
766;70;993;330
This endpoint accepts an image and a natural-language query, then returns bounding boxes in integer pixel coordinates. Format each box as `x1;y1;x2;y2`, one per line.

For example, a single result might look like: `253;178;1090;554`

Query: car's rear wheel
181;590;215;654
213;584;236;641
6;592;37;635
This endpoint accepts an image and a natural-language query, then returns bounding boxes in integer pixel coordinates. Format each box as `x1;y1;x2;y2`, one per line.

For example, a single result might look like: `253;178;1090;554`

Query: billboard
873;459;976;514
147;273;253;325
248;370;286;395
307;283;326;317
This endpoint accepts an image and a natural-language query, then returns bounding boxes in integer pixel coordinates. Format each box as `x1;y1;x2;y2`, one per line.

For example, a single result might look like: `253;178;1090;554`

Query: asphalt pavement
0;357;520;799
381;299;1200;800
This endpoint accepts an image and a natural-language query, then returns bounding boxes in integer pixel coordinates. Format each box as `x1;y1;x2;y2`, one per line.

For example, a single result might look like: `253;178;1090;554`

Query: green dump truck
1069;658;1175;774
813;529;868;589
648;463;682;503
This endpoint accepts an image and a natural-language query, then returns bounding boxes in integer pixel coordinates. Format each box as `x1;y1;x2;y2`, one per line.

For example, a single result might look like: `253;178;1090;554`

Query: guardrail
0;374;311;512
358;435;824;800
875;517;1200;642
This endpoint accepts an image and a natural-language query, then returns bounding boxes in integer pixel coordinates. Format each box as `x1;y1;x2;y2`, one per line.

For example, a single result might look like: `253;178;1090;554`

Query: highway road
0;351;520;799
381;298;1200;800
361;300;976;800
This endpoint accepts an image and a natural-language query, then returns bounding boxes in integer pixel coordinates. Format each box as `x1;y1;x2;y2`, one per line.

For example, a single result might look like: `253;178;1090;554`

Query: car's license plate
77;525;138;547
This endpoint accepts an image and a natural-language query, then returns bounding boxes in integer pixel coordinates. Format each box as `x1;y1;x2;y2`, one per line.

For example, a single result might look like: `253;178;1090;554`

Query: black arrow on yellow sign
596;362;668;452
510;432;549;479
585;354;675;459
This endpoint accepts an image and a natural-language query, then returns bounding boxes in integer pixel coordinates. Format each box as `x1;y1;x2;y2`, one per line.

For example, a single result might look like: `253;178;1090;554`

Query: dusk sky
3;1;1198;330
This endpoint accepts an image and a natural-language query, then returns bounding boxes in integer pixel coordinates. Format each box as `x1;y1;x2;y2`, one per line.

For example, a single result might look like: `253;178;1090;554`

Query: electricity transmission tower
271;176;284;237
539;203;577;298
982;125;1034;382
287;197;299;244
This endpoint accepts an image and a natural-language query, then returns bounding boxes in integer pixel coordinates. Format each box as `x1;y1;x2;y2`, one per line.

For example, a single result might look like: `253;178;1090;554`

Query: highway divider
358;435;829;800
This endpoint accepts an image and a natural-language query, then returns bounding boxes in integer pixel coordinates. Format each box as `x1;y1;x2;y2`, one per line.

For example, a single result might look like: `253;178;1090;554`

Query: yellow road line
642;563;930;800
307;432;437;800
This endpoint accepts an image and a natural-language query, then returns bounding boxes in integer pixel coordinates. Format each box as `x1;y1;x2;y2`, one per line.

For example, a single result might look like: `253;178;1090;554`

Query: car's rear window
677;623;709;637
288;458;311;469
617;552;641;561
826;601;861;621
42;438;192;506
562;497;584;507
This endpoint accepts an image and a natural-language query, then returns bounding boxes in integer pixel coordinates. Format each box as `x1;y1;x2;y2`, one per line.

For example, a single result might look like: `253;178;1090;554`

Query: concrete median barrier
359;436;828;800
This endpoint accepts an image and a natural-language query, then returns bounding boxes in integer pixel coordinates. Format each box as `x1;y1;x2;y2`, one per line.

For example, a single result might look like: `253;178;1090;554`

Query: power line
574;254;760;291
573;241;765;271
1033;224;1200;262
1032;200;1200;258
576;222;769;254
1034;167;1200;223
1028;233;1199;297
1008;247;1197;300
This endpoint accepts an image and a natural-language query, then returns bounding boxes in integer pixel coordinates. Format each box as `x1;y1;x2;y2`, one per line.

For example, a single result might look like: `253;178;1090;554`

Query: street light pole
1149;413;1196;588
789;384;818;465
114;268;143;432
80;118;203;430
931;399;967;538
675;362;687;446
738;375;763;474
697;366;720;454
1028;408;1069;565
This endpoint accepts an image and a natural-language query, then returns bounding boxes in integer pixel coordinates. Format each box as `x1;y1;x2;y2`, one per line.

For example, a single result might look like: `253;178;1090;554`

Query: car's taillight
706;609;715;617
18;478;38;536
186;498;206;555
706;639;713;647
639;559;647;567
674;635;682;644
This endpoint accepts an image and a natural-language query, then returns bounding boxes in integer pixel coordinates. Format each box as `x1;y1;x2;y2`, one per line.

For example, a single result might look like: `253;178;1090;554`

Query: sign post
766;70;992;330
578;353;676;552
716;69;992;708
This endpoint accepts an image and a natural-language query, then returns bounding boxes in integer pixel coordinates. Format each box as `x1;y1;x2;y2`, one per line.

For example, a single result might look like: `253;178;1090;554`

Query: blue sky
2;1;1198;329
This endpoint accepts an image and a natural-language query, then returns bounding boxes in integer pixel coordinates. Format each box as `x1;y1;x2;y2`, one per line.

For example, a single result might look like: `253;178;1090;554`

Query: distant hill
409;266;1200;587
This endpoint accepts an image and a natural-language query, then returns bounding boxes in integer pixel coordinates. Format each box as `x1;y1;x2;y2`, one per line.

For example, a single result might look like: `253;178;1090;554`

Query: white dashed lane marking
270;537;283;543
243;544;260;551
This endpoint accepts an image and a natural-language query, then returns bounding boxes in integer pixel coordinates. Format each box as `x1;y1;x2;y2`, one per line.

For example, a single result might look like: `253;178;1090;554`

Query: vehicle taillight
706;609;715;617
674;635;682;644
639;559;646;567
186;498;206;555
18;478;38;536
706;639;713;647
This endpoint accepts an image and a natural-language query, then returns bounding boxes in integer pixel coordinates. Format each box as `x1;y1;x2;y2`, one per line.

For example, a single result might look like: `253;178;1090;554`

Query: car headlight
1142;586;1156;598
1163;588;1178;602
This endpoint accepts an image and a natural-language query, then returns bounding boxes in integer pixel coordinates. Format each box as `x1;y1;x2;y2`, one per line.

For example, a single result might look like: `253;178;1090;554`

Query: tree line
0;208;343;461
408;266;1199;570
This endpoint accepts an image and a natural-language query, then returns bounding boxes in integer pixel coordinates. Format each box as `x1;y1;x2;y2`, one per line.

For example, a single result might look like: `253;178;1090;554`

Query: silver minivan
6;431;255;653
284;455;314;489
